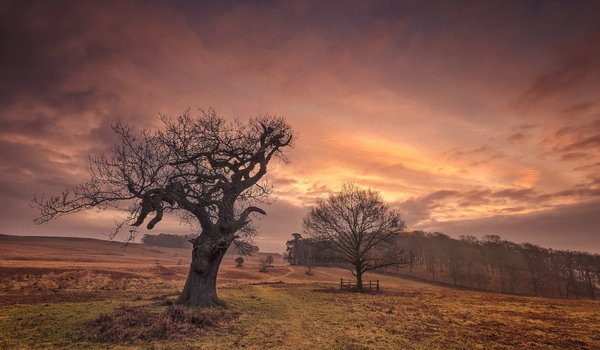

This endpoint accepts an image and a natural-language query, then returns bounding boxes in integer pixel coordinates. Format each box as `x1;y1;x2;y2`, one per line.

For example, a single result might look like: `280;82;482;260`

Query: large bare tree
34;109;294;307
303;183;405;289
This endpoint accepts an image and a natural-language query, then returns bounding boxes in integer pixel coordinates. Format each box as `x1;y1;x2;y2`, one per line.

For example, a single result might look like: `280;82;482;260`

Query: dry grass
0;235;598;349
79;305;237;343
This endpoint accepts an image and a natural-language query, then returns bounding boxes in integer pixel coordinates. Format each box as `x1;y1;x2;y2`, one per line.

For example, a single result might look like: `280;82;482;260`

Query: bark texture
179;232;230;306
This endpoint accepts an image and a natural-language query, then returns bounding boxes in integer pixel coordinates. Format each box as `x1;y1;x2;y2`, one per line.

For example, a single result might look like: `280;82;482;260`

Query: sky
1;0;599;253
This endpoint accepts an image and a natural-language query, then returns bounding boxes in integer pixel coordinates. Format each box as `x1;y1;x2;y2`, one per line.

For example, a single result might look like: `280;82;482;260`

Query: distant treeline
285;231;600;299
284;233;336;266
141;233;259;255
142;233;195;248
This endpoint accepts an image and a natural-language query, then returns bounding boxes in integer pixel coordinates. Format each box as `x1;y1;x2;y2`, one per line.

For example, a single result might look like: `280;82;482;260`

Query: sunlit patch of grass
218;284;599;350
0;299;148;349
1;281;599;349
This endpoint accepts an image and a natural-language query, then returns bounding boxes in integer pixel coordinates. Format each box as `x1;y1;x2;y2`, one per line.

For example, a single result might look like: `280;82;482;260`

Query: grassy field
0;234;599;349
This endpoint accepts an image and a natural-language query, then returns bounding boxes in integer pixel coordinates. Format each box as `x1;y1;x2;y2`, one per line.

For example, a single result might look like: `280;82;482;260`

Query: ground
0;234;598;349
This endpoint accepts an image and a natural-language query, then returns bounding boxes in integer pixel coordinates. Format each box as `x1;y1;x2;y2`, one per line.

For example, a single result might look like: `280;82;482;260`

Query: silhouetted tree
303;183;405;289
235;257;244;267
499;240;522;294
562;252;579;298
284;233;303;265
403;231;425;273
258;258;269;272
446;237;465;286
284;233;338;267
378;230;598;299
575;252;597;300
226;240;259;256
265;254;274;267
547;250;565;297
422;232;445;280
519;243;548;296
33;109;294;307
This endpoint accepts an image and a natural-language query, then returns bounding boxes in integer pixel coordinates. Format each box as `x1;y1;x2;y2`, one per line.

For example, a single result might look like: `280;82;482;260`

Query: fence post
376;280;379;291
340;278;343;290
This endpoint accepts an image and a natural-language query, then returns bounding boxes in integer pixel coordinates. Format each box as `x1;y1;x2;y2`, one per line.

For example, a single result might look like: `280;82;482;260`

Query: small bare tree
33;109;293;306
258;258;269;273
303;183;405;289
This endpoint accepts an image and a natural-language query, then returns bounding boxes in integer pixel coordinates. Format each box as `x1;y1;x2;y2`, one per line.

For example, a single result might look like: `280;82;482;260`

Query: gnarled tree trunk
33;112;294;308
178;232;231;307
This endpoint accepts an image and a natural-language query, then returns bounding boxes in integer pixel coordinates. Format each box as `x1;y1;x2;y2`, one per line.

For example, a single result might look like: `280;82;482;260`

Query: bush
79;305;237;342
235;257;244;267
258;258;269;273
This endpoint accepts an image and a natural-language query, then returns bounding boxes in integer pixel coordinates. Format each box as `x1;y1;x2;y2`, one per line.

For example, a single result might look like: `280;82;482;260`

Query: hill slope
0;234;598;349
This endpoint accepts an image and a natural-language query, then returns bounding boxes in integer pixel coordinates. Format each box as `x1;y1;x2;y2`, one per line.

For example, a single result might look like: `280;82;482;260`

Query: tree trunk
585;273;596;300
531;275;539;296
555;276;563;298
356;271;363;290
178;232;230;307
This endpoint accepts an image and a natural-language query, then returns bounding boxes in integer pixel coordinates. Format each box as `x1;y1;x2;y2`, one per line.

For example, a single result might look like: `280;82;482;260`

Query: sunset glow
1;1;599;252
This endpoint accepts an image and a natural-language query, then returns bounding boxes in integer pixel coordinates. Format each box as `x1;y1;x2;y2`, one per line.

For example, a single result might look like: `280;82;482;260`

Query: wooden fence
340;278;380;291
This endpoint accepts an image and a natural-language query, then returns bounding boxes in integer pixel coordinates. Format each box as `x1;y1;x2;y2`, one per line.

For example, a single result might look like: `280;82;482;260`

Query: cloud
561;134;600;152
506;132;526;142
517;28;600;110
560;152;590;161
2;0;600;252
421;200;600;253
560;102;596;116
519;62;591;107
443;145;506;167
538;119;600;170
574;162;600;171
252;200;307;253
398;184;600;227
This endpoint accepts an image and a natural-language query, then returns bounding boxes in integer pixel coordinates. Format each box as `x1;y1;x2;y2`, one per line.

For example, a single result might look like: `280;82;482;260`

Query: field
0;234;599;349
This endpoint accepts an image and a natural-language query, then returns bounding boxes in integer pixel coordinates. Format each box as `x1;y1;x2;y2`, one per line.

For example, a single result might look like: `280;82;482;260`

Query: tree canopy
34;109;294;306
303;183;406;289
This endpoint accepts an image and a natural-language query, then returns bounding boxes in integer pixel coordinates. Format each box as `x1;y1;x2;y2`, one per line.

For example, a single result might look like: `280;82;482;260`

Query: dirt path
253;284;315;349
269;265;294;282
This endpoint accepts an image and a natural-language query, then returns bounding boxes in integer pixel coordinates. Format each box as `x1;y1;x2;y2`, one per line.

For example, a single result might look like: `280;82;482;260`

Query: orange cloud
2;0;600;252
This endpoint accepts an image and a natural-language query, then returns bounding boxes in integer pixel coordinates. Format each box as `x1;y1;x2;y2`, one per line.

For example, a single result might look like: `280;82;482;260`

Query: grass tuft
79;305;237;343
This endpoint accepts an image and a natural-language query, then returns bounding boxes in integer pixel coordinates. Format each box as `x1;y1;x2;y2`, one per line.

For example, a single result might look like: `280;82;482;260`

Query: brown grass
79;305;237;343
0;235;598;349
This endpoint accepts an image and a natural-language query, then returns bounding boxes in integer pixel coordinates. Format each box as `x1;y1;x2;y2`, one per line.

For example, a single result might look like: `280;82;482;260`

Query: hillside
0;234;599;349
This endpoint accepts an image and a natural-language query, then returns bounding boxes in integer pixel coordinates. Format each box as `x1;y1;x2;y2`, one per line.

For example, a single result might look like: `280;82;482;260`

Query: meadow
0;234;598;349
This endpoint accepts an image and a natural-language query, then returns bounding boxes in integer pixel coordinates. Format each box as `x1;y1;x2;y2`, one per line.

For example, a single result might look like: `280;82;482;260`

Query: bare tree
265;254;274;267
33;109;293;307
258;258;270;273
519;243;548;296
303;183;405;289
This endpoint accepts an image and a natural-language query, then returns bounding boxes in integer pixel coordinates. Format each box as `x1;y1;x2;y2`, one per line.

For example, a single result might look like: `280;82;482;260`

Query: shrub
79;305;237;342
258;258;269;273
